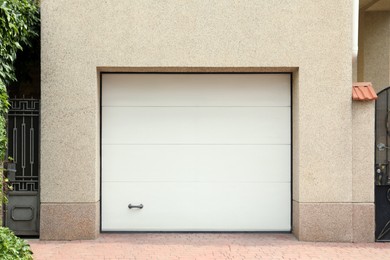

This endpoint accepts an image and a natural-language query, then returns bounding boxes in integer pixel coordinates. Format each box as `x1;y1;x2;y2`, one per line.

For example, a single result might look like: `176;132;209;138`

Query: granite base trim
352;203;375;242
292;200;300;239
40;202;99;240
39;201;374;242
294;202;353;242
293;202;375;242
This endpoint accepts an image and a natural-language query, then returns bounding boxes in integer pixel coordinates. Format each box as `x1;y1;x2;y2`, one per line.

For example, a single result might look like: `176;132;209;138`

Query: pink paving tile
28;233;390;260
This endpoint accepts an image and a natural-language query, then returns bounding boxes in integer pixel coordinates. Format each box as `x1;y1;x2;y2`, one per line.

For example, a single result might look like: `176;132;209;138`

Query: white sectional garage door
101;73;291;231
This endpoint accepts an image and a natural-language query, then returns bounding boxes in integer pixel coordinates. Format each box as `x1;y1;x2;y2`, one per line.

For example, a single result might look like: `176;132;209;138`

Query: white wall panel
102;144;290;182
102;74;291;107
102;107;290;145
102;182;291;231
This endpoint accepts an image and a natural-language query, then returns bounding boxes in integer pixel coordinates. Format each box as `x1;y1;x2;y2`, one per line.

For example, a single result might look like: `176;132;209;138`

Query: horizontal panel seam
102;181;291;183
101;144;292;146
102;106;292;108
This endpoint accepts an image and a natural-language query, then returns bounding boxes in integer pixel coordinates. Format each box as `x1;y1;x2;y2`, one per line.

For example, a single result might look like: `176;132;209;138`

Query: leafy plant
0;0;39;84
0;0;39;158
1;167;11;205
0;227;33;260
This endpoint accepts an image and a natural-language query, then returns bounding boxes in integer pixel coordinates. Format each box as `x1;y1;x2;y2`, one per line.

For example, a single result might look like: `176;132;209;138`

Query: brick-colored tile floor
28;233;390;260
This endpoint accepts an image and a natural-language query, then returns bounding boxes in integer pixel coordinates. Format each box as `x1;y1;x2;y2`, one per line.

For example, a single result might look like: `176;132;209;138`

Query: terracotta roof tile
352;82;377;101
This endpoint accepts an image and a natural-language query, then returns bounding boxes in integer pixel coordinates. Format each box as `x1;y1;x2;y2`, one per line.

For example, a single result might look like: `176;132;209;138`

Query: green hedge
0;227;33;260
0;0;39;158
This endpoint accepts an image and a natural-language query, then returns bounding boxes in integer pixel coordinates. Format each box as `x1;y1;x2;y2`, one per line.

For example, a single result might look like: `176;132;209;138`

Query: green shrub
0;0;39;159
0;227;33;260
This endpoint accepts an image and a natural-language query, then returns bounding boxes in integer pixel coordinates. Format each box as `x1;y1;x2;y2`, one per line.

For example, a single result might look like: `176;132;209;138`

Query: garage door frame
99;71;293;233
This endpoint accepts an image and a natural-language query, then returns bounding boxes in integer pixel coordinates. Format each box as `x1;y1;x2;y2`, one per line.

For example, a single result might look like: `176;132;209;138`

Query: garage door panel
102;182;291;231
102;73;291;232
102;107;290;145
102;74;291;107
102;144;291;182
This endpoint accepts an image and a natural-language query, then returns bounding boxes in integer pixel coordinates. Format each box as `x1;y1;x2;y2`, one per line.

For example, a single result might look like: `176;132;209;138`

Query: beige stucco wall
360;11;390;91
41;0;370;241
352;101;375;242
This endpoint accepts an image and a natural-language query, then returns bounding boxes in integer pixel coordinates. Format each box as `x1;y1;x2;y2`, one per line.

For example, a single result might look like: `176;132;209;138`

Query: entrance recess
4;98;40;236
375;87;390;241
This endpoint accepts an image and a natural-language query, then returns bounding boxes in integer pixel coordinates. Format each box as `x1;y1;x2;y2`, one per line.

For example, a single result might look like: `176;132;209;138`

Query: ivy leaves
0;227;33;260
0;0;39;161
0;0;39;85
0;81;8;161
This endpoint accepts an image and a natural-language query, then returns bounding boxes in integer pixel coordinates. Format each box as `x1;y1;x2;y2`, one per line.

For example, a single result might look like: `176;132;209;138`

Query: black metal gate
375;87;390;241
4;98;40;236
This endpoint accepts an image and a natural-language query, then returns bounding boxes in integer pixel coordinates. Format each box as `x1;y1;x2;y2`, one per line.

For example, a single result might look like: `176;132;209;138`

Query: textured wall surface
352;102;375;203
362;12;390;91
41;0;359;241
352;101;375;242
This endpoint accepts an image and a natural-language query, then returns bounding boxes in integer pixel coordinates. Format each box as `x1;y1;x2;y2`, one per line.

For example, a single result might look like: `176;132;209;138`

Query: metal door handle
128;204;143;209
378;143;390;151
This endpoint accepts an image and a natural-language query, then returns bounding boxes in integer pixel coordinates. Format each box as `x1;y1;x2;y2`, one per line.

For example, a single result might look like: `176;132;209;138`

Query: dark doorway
375;86;390;241
3;30;40;237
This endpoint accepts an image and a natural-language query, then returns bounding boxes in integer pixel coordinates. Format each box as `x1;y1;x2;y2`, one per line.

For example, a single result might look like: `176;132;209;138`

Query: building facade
38;0;389;242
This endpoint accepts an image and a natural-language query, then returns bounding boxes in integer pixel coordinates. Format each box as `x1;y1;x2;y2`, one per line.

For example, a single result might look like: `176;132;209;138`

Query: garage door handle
128;204;143;209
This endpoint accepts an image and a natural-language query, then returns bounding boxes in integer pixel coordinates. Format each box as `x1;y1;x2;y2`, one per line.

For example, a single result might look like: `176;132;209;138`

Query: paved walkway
29;233;390;260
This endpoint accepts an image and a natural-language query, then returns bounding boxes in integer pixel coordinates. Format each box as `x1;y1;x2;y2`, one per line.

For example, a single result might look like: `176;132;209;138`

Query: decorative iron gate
4;98;40;236
375;87;390;241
